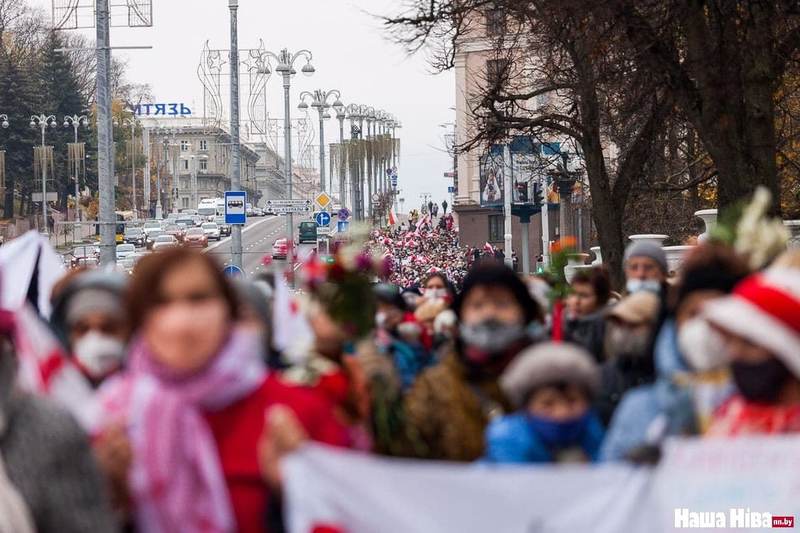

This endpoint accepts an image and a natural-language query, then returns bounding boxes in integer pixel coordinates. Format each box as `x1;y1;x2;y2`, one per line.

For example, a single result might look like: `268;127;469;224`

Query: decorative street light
298;88;343;193
30;114;57;234
257;47;314;269
114;113;140;219
0;115;9;129
64;114;89;221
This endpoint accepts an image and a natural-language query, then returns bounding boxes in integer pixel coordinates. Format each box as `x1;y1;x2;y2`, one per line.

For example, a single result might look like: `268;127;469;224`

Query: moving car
202;222;221;241
143;221;163;239
145;229;165;250
183;227;208;248
69;245;99;268
164;224;185;243
116;243;136;260
298;221;318;244
214;216;232;236
271;238;289;260
123;227;145;247
176;216;194;229
152;234;179;251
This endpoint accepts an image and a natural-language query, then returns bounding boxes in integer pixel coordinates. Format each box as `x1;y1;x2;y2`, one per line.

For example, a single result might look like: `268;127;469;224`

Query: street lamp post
64;114;88;222
298;89;343;193
114;114;139;219
30;114;57;234
258;47;315;271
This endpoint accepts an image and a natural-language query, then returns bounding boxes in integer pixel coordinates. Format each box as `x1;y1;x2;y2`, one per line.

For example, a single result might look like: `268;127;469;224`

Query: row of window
180;139;209;152
180;159;209;171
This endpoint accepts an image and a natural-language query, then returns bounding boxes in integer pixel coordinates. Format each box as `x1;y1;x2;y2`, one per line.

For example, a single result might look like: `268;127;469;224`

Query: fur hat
500;342;600;408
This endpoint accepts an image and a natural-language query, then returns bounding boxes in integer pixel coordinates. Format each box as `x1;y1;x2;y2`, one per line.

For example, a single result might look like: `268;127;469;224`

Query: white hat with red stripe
703;268;800;378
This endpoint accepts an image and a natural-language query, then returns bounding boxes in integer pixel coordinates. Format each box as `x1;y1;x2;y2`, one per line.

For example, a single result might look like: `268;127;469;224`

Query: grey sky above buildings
32;0;455;210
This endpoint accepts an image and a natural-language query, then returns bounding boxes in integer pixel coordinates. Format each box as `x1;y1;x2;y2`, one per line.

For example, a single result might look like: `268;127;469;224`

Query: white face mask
626;279;662;295
73;331;125;379
425;288;448;300
677;317;727;372
375;311;388;329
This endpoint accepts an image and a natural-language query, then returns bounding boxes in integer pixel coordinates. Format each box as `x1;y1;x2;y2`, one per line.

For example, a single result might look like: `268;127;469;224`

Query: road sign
337;208;350;221
372;193;381;202
337;220;349;233
223;265;244;277
315;211;332;228
314;191;332;210
271;205;313;214
224;191;247;225
266;199;312;207
447;186;456;193
31;192;59;203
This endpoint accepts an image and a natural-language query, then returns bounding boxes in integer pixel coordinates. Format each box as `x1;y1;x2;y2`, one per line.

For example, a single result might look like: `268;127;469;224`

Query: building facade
148;126;260;213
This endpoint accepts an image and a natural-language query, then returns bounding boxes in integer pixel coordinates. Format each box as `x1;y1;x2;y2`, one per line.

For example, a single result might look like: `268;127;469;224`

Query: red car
272;238;288;259
183;227;208;248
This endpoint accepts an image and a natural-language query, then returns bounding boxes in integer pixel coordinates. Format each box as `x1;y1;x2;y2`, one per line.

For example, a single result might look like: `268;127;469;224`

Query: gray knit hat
500;342;601;408
624;241;668;274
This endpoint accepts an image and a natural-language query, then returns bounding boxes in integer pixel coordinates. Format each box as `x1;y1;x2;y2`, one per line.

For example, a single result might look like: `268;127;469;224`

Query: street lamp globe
333;99;344;111
1;120;8;129
301;62;315;76
322;111;331;120
29;121;35;129
298;101;309;110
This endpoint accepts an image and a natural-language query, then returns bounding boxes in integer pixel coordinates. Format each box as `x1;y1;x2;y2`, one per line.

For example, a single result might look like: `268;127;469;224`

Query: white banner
283;437;800;533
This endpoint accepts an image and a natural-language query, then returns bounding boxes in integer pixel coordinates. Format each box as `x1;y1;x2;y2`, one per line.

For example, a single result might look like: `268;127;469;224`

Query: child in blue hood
484;342;605;463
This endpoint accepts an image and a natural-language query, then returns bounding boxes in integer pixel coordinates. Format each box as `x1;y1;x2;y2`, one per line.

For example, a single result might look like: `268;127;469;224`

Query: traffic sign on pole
223;265;244;277
315;211;332;228
225;191;247;225
314;191;333;211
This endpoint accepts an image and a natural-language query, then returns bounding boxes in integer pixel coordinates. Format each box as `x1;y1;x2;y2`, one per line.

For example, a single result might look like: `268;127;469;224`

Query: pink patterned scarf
96;328;266;533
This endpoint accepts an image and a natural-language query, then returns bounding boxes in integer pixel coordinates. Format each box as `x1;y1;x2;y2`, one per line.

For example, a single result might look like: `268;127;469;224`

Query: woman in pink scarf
94;249;348;533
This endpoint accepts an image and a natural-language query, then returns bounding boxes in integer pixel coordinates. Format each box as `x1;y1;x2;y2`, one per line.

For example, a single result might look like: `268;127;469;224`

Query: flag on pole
388;208;397;226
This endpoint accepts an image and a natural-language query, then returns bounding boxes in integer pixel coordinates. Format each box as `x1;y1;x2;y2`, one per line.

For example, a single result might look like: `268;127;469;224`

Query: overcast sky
31;0;455;210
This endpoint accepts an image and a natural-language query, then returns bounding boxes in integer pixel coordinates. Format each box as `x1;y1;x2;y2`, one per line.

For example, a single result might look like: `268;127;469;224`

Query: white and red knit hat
703;268;800;378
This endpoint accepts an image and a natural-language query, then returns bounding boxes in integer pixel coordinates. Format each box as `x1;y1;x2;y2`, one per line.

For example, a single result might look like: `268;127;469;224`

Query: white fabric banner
0;231;63;318
283;437;800;533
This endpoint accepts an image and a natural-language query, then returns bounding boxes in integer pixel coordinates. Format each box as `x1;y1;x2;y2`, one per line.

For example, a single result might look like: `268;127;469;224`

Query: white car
202;222;221;241
116;243;136;260
143;221;163;239
151;235;179;251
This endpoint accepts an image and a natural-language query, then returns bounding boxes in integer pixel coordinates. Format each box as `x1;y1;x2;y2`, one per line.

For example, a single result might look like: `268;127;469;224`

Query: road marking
204;216;276;252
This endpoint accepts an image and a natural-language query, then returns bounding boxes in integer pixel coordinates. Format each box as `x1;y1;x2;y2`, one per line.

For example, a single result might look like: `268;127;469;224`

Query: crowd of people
0;190;799;532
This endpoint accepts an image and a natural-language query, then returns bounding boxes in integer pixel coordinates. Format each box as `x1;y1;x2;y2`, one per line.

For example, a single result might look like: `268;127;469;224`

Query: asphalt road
204;215;316;277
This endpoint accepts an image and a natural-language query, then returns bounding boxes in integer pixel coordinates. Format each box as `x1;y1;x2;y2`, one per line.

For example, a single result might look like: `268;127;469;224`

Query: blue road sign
337;220;349;233
223;265;244;277
447;186;456;193
224;191;247;225
337;208;351;221
315;211;332;228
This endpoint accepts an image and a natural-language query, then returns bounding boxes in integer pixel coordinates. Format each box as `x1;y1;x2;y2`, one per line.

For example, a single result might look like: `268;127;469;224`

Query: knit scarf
96;328;266;533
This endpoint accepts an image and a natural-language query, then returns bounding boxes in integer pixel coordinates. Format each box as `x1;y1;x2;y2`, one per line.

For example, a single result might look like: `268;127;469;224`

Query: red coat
204;374;349;533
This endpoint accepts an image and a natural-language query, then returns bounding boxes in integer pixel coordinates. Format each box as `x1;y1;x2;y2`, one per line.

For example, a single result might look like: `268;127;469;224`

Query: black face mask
730;358;792;404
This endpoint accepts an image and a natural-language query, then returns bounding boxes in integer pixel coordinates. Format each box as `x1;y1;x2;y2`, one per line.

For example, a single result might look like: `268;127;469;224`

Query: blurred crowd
1;192;800;532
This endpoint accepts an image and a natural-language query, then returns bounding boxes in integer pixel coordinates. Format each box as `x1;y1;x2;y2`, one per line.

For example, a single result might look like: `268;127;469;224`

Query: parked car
164;224;185;243
202;222;221;241
143;220;162;237
183;227;208;248
176;217;194;228
272;238;289;260
69;245;99;268
152;234;179;251
214;216;232;236
116;243;136;260
145;229;165;250
252;207;264;217
123;227;146;247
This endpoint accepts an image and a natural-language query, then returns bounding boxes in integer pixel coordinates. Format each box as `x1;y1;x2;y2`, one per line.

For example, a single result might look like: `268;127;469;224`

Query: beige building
149;126;260;213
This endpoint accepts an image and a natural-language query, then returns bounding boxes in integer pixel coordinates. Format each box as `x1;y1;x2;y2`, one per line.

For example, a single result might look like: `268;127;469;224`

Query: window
486;59;509;89
181;140;190;152
485;7;506;37
199;140;208;151
199;159;208;171
182;159;189;171
488;214;503;242
181;197;189;209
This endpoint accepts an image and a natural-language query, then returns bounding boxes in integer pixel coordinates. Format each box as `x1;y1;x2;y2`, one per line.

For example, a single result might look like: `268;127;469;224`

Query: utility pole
503;144;513;269
540;173;550;268
96;0;115;265
229;0;243;269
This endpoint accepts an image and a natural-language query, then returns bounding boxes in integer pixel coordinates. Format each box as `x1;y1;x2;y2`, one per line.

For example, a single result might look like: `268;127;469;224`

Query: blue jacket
599;319;705;462
484;412;605;464
388;338;434;391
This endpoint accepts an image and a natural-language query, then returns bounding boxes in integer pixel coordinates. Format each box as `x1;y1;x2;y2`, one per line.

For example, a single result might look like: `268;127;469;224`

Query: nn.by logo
674;508;795;529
